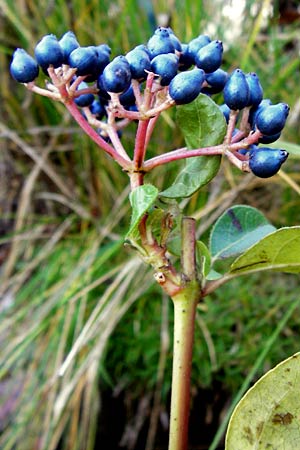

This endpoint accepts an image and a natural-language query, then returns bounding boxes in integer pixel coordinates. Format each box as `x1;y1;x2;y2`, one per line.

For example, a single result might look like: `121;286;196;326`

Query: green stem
169;283;200;450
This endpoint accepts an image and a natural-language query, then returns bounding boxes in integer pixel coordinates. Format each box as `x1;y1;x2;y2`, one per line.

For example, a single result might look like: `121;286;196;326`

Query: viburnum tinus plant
10;27;300;450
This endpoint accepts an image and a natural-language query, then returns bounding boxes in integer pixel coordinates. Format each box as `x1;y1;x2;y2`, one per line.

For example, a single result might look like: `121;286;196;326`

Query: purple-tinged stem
134;119;150;168
64;100;131;169
224;110;239;144
143;145;224;171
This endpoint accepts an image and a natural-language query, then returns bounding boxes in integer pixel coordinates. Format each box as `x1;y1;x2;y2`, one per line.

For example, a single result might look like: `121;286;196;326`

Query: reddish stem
64;100;131;169
143;145;224;171
133;119;150;168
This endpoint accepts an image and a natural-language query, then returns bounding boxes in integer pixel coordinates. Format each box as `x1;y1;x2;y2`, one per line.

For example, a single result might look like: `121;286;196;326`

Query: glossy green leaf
160;94;226;198
230;226;300;275
127;184;159;237
225;352;300;450
210;205;276;261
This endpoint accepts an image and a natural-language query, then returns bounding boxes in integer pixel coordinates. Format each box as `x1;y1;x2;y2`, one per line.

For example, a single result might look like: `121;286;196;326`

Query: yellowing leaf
225;353;300;450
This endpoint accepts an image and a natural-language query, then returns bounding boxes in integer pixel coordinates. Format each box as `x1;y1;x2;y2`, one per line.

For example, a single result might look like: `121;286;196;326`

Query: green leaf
230;226;300;275
127;184;159;238
225;352;300;450
160;94;226;198
210;205;276;261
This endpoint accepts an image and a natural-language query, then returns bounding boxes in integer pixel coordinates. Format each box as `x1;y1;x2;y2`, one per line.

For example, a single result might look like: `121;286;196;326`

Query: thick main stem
169;285;199;450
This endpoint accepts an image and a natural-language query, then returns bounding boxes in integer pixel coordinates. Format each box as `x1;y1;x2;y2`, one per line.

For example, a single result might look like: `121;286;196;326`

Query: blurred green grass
1;1;300;449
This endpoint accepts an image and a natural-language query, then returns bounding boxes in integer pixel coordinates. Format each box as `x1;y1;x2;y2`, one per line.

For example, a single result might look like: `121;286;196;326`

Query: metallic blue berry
169;68;205;104
126;46;151;80
150;53;178;86
187;35;211;62
147;27;175;58
245;72;263;107
195;40;223;73
255;103;290;135
10;48;39;83
204;68;228;94
59;31;80;63
223;68;250;110
101;56;132;93
249;146;288;178
34;34;64;72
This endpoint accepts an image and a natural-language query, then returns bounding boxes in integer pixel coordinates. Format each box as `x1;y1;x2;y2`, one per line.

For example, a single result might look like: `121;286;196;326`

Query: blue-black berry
10;48;39;83
255;103;290;135
101;56;132;93
150;53;178;86
68;46;101;80
34;34;64;72
223;68;250;110
187;35;211;62
204;68;228;94
147;27;175;58
245;72;263;107
59;31;80;63
249;146;288;178
169;68;205;104
125;46;151;80
195;40;223;73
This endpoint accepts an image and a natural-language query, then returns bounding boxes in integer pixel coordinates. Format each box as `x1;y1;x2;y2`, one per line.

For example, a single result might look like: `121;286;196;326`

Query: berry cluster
10;28;290;178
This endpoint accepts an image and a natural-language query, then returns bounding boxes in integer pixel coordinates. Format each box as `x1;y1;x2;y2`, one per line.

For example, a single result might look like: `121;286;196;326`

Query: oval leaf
160;94;226;198
229;226;300;275
225;352;300;450
209;205;276;261
127;184;158;237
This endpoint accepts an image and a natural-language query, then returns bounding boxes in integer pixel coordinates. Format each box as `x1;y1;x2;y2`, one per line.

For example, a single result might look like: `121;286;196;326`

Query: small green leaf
127;184;159;238
160;94;226;198
209;205;276;261
230;226;300;275
225;352;300;450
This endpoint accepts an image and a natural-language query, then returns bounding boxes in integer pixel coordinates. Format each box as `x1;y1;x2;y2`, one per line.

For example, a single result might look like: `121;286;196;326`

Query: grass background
1;1;300;449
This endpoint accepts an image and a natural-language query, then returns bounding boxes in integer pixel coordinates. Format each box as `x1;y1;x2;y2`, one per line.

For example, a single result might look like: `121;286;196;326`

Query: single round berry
150;53;178;86
147;27;175;58
10;48;39;83
169;68;205;104
101;56;132;93
34;34;64;72
255;103;290;135
125;46;151;80
90;99;106;120
119;85;136;107
195;40;223;73
248;98;272;128
245;72;263;107
68;46;100;78
59;31;80;63
204;68;228;94
187;35;211;62
223;68;250;110
74;81;94;107
249;146;288;178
